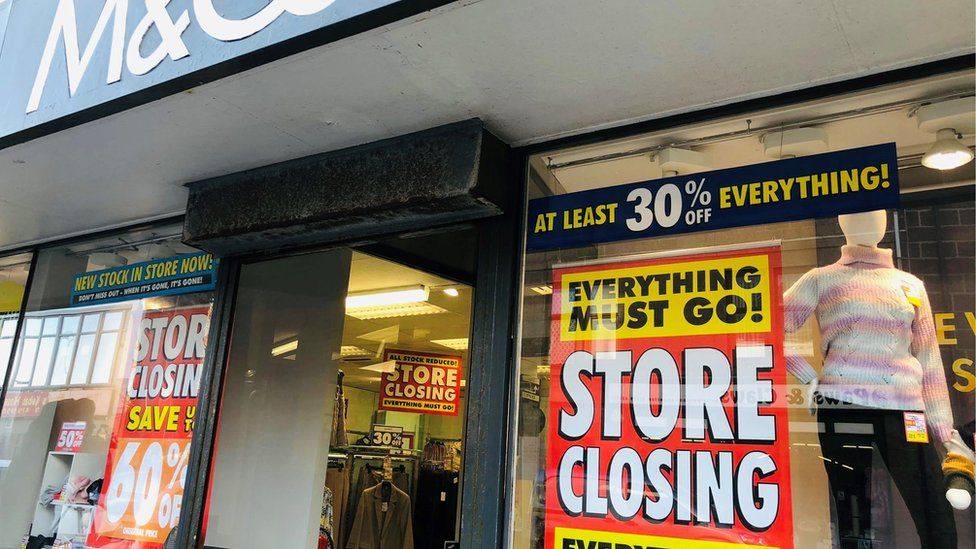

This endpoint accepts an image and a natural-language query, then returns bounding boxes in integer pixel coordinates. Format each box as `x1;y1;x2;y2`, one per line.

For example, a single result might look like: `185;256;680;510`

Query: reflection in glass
90;332;119;384
30;337;56;386
70;334;96;384
49;335;77;386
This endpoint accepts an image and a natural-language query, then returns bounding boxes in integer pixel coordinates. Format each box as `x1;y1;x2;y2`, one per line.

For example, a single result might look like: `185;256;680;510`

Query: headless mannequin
803;210;971;511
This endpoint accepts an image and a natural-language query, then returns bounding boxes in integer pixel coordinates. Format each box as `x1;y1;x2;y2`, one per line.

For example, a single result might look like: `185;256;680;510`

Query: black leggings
817;399;957;548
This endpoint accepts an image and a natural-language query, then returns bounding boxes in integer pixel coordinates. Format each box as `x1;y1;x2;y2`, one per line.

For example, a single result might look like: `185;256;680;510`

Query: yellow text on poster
554;527;776;549
558;254;771;341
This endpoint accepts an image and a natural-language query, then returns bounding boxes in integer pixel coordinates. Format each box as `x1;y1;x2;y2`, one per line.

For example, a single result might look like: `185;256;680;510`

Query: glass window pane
24;318;41;336
102;311;124;331
30;336;56;386
0;338;12;384
90;332;119;384
1;319;16;337
41;317;59;336
81;313;101;333
49;335;77;386
61;315;81;334
70;333;96;384
14;337;38;386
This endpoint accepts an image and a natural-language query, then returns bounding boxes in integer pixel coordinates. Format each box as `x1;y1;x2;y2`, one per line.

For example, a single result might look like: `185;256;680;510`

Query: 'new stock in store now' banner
545;244;794;549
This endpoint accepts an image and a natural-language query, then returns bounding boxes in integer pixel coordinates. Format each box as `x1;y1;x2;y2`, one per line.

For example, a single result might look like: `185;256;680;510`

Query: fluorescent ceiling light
346;286;447;320
347;285;428;308
271;339;298;357
922;129;974;170
340;345;371;357
530;285;553;295
431;338;469;350
360;360;398;374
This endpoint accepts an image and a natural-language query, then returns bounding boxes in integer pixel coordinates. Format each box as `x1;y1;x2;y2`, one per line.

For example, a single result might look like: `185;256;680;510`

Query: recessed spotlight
443;288;459;297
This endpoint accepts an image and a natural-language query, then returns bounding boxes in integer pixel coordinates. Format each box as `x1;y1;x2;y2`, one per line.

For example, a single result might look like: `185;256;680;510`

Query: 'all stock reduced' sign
527;143;900;251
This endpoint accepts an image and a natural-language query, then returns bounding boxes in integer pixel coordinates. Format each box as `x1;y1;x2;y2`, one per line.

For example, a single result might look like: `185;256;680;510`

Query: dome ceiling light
913;97;975;171
921;128;974;171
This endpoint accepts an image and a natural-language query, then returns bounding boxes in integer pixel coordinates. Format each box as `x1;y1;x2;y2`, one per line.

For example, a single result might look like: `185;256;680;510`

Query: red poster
378;349;462;416
88;306;211;548
55;421;87;453
545;245;794;549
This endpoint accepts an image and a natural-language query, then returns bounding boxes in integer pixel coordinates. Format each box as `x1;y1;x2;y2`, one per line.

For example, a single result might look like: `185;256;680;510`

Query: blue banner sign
71;251;215;306
527;143;901;251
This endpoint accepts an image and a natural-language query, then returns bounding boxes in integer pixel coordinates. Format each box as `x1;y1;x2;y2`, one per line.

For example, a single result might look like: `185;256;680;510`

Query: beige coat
346;483;413;549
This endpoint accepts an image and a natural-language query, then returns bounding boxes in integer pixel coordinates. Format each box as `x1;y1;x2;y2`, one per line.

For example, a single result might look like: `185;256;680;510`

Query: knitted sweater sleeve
783;269;820;385
912;283;954;444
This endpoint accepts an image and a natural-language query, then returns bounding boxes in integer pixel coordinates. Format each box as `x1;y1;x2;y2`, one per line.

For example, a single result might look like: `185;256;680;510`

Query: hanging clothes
332;385;349;447
346;483;414;549
326;460;351;546
413;468;459;549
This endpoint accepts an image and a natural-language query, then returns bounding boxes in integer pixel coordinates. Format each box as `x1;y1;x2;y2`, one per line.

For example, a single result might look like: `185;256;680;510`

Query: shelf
51;501;94;508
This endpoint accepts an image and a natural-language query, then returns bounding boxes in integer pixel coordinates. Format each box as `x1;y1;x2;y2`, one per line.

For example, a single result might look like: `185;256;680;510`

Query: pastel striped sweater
784;245;954;443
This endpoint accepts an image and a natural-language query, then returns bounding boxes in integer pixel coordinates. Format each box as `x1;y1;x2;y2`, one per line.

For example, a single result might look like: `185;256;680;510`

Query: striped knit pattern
784;245;954;443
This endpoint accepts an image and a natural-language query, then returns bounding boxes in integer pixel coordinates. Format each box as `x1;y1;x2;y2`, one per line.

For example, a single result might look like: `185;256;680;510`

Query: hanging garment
346;484;414;549
326;464;351;546
347;464;411;544
413;468;459;549
817;398;957;548
332;387;349;447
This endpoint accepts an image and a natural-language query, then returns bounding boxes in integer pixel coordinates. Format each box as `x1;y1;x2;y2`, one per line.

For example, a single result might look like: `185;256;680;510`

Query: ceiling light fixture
431;338;469;350
340;345;371;358
347;285;428;308
443;288;459;297
271;339;298;357
345;285;447;320
921;129;974;171
530;285;553;295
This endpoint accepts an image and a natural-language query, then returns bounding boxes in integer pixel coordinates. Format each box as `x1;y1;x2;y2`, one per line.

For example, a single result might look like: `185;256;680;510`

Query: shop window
203;230;476;549
0;251;32;405
511;72;975;549
0;225;215;549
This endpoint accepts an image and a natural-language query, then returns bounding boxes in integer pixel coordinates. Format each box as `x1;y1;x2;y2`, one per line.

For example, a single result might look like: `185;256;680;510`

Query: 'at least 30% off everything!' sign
527;143;899;251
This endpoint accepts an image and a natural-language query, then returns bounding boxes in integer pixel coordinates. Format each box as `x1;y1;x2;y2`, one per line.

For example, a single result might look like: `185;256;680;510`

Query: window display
204;233;475;549
511;72;975;549
0;226;214;549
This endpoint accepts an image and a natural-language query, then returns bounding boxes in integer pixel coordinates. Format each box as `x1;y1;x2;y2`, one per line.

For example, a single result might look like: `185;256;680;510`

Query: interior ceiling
535;72;976;192
0;0;973;251
305;251;471;391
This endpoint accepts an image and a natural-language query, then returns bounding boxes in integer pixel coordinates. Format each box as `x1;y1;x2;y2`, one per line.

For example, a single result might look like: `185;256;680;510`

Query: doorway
202;230;476;549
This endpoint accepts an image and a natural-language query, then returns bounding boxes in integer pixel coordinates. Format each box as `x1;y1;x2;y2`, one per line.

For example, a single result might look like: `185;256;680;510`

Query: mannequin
785;210;970;548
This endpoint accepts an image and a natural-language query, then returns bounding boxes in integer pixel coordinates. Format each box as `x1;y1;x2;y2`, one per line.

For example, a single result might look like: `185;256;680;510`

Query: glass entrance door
203;232;475;549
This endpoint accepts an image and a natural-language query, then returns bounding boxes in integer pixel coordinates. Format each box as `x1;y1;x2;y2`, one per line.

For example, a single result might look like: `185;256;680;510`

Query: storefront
0;3;974;549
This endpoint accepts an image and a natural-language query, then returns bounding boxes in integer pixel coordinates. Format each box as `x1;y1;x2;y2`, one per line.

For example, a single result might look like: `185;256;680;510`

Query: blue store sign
0;0;407;142
527;143;901;252
70;251;216;306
